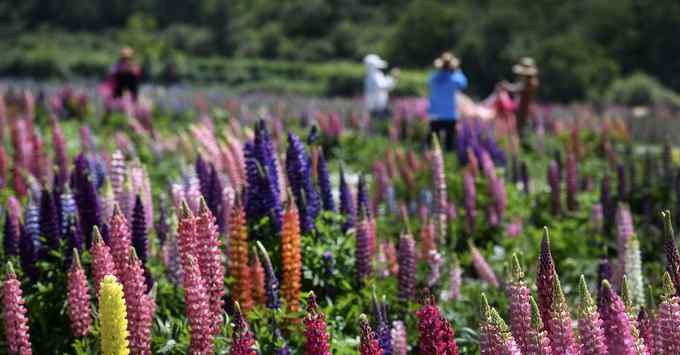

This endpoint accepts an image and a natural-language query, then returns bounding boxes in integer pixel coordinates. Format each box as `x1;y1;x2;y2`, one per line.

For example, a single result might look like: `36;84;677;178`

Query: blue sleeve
452;70;467;90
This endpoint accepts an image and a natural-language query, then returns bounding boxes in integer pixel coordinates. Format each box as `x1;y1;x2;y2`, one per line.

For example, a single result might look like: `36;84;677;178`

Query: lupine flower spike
536;227;556;335
122;250;154;354
600;280;639;355
91;227;116;296
250;251;266;306
398;233;416;301
577;275;608;355
99;275;129;355
417;297;458;354
359;314;384;355
662;210;680;294
67;251;92;337
196;198;225;334
547;276;579;354
468;240;499;288
229;302;257;355
525;297;552;355
229;196;254;313
255;241;280;310
183;255;214;354
431;135;448;244
507;254;532;353
390;320;407;355
280;201;301;313
303;292;331;355
656;272;680;354
3;262;32;355
110;204;132;279
479;294;519;355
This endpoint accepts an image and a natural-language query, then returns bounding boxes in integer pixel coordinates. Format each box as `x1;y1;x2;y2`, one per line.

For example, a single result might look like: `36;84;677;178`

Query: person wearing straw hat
110;46;142;100
501;57;539;141
364;54;398;119
427;52;468;150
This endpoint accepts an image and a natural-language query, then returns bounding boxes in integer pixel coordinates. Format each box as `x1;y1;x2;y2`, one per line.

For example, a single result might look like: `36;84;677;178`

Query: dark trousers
429;120;457;151
114;73;140;100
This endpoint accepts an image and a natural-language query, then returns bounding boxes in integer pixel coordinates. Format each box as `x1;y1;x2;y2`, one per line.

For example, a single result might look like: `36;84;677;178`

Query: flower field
1;84;679;354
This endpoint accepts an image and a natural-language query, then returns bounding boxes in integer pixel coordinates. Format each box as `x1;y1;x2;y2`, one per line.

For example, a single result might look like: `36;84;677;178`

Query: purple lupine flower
131;195;148;264
356;213;372;285
286;131;320;234
3;210;19;256
536;228;556;338
256;241;280;310
600;280;638;354
357;174;371;218
469;240;499;288
566;154;578;211
60;187;77;236
371;290;392;355
397;233;416;301
317;152;335;212
255;120;281;198
479;294;520;355
663;210;680;294
19;223;37;280
548;276;579;354
63;215;83;267
244;140;282;231
547;160;561;215
577;276;608;355
339;166;355;233
40;187;61;252
23;199;41;258
507;255;532;354
520;161;530;195
155;200;169;247
464;170;476;233
71;156;101;248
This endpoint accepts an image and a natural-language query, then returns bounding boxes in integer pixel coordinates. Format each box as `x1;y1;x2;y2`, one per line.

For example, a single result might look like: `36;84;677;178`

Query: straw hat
512;57;538;76
120;46;135;60
434;52;460;70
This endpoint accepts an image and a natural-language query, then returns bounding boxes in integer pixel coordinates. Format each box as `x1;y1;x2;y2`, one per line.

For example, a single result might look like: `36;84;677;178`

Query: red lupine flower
90;227;116;296
109;205;131;279
196;198;225;335
183;255;214;354
3;262;32;355
67;251;92;337
417;297;458;355
600;280;637;355
469;240;499;288
577;275;608;355
304;292;331;355
507;255;532;353
548;276;579;355
479;294;520;355
359;314;383;355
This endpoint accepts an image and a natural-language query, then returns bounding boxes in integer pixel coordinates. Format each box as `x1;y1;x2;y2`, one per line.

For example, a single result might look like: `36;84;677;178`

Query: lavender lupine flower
3;263;32;355
339;166;355;233
600;280;639;354
548;276;579;355
286;131;321;234
507;255;532;354
624;235;645;308
39;187;60;252
317;152;335;212
656;273;680;354
469;240;499;288
426;250;443;288
390;320;407;355
131;195;148;264
566;154;578;211
60;187;77;237
356;213;372;285
479;294;520;355
547;160;561;215
445;259;462;301
536;228;556;337
397;233;416;301
614;204;635;286
464;170;476;233
662;210;680;295
19;223;37;280
577;276;608;355
3;210;19;256
431;136;448;244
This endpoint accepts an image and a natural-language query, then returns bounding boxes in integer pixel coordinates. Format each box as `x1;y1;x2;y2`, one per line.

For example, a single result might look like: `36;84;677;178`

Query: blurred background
1;0;680;106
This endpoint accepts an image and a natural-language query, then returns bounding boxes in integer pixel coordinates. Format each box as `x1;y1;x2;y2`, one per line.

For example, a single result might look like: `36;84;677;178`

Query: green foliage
603;73;680;108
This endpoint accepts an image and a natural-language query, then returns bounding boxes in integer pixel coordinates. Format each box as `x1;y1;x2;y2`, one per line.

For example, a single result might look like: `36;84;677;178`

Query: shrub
603;72;680;108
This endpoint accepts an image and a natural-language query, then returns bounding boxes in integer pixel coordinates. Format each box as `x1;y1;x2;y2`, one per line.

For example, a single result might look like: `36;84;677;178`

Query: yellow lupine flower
99;275;130;355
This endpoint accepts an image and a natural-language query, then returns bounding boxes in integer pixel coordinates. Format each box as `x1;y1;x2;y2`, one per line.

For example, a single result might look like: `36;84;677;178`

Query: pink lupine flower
90;227;116;296
446;260;462;301
479;294;520;355
525;297;553;355
67;251;92;337
171;183;186;213
577;276;608;355
468;240;499;288
196;199;225;335
507;255;532;353
177;201;198;276
548;276;579;355
600;280;637;355
614;203;634;288
536;228;557;336
0;146;7;189
304;292;331;355
109;205;131;279
637;308;655;355
359;314;383;355
183;255;214;354
417;297;459;354
431;135;448;244
122;250;154;354
3;262;32;355
656;272;680;354
391;320;407;355
505;219;523;238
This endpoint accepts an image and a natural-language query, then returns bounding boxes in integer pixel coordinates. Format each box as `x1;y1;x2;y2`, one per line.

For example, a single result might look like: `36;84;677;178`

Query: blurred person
109;46;142;101
427;52;467;150
364;54;398;118
501;57;539;142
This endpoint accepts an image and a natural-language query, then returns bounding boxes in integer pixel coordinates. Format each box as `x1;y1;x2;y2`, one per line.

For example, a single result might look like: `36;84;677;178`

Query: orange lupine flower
251;251;266;306
228;197;254;313
281;202;302;313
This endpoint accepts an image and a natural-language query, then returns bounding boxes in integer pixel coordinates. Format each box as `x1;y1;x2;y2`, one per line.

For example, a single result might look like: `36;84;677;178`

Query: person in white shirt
364;54;398;118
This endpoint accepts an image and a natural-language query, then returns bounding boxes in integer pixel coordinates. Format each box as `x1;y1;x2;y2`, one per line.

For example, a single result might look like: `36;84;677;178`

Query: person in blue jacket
427;52;468;150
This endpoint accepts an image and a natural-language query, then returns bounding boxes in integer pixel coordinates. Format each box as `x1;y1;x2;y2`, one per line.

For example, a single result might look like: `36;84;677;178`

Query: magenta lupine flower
599;280;637;354
417;298;459;354
122;250;154;354
614;203;634;288
547;160;561;215
90;227;116;296
431;135;448;244
183;255;214;354
397;233;417;301
109;205;131;279
547;276;579;355
3;263;32;355
197;198;225;335
536;228;557;336
468;240;499;288
304;292;331;355
525;297;552;355
637;308;655;355
577;276;608;355
391;320;407;355
67;251;92;337
507;255;532;353
464;170;476;233
229;303;257;355
359;314;383;355
656;272;680;354
479;294;520;355
0;146;7;189
565;154;578;211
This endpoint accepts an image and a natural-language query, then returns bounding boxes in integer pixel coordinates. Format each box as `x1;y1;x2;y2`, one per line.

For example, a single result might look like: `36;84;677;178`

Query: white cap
364;54;388;69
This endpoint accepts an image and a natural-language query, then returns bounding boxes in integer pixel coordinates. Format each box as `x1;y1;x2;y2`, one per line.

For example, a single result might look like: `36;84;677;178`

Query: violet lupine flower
90;227;115;296
656;272;680;354
599;280;639;354
469;240;499;288
195;155;210;199
356;174;371;218
317;152;335;212
3;210;20;256
355;213;373;285
255;241;280;310
304;292;331;355
286;132;320;233
418;298;459;354
547;160;561;215
577;276;608;355
339;166;355;233
243;141;280;231
520;161;530;195
637;308;655;355
566;154;578;211
371;290;392;355
662;210;680;295
19;223;37;281
163;236;181;285
131;195;148;264
255;120;281;197
507;255;532;354
548;276;579;355
359;314;384;355
68;251;92;337
183;255;214;354
390;320;407;355
3;263;32;355
479;294;519;355
464;170;476;233
230;303;257;355
397;233;416;301
122;250;155;354
71;153;101;248
526;297;552;355
536;228;557;335
431;136;448;244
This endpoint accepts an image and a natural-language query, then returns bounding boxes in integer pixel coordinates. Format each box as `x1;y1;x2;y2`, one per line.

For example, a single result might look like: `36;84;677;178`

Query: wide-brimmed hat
364;54;388;69
120;46;135;60
434;52;460;70
513;57;538;76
